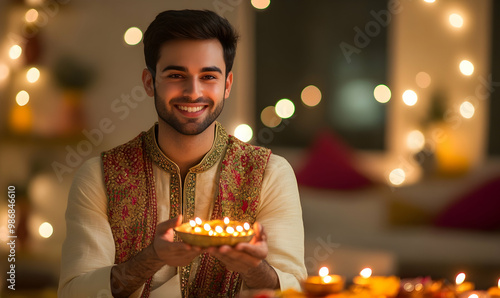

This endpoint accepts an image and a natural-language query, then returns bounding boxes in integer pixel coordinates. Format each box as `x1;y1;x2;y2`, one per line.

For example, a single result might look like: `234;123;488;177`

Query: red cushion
433;175;500;231
295;130;372;190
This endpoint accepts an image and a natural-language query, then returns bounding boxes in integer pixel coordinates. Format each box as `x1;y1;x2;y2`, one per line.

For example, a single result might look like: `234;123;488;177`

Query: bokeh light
251;0;271;10
234;124;253;142
0;63;9;81
423;0;435;3
407;130;425;152
27;67;40;83
39;222;53;238
301;85;322;107
275;98;295;119
373;84;391;103
124;27;143;46
261;106;282;128
415;72;431;88
25;9;39;23
360;268;372;278
449;13;464;28
459;60;474;76
389;168;406;186
16;90;30;106
459;101;475;119
402;90;418;106
9;45;22;60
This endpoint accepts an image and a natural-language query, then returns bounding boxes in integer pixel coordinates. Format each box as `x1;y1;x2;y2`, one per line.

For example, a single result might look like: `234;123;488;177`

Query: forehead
157;39;225;71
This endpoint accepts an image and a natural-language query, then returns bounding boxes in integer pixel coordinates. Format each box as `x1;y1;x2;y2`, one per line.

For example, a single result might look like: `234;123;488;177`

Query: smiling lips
177;105;206;113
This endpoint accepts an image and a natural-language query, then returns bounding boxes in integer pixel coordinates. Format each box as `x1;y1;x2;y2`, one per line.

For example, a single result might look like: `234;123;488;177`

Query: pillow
433;175;500;231
295;129;372;190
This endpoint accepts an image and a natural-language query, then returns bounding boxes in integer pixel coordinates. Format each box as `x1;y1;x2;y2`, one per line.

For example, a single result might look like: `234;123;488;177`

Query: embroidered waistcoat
102;123;271;297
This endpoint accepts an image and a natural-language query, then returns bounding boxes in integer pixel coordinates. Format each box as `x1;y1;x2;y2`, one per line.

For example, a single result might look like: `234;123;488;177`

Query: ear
142;68;155;97
224;71;233;99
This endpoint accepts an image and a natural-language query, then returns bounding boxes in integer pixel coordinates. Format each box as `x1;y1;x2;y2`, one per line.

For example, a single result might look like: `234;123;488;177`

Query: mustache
170;96;213;105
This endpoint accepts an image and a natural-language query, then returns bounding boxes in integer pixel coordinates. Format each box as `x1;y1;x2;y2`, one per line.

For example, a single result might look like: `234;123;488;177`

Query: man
58;9;306;298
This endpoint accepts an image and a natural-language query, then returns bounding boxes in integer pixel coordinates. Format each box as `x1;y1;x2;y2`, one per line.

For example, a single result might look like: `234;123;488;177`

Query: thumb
251;222;266;243
156;215;183;235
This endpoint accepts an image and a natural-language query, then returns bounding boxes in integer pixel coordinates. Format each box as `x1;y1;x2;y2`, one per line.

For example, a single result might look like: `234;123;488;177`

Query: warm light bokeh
415;72;431;88
251;0;271;10
449;13;464;28
373;84;391;103
234;124;253;142
261;106;282;127
402;90;418;106
275;98;295;119
301;85;322;107
459;60;474;76
124;27;143;46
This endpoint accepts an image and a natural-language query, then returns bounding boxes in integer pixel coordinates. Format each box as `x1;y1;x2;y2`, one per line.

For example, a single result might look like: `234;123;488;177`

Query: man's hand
153;215;204;267
111;215;204;297
207;223;279;289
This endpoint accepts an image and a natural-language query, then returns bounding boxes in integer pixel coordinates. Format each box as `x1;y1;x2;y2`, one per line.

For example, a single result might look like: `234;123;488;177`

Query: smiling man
58;10;306;298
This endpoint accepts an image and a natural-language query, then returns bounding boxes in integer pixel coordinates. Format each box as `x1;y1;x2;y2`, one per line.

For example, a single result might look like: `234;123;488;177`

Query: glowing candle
456;273;474;294
189;220;196;227
243;222;250;230
236;225;243;232
353;267;372;286
204;223;211;231
488;279;500;298
215;226;223;234
195;217;202;225
301;267;344;296
224;217;230;224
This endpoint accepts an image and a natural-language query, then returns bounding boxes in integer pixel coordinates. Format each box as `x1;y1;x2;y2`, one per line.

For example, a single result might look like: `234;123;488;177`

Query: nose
183;77;203;99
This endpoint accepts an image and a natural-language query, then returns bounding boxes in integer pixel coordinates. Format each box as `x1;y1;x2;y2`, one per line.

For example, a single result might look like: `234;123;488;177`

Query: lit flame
215;226;223;233
468;294;478;298
195;217;202;225
226;226;235;234
360;267;372;278
323;275;332;283
236;225;243;232
319;267;329;277
243;222;250;230
204;223;211;231
497;278;500;288
224;217;230;224
194;227;201;233
456;272;466;285
189;220;196;227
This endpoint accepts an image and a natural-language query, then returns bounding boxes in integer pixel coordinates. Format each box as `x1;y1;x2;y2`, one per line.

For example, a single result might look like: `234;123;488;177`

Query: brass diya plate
174;219;254;248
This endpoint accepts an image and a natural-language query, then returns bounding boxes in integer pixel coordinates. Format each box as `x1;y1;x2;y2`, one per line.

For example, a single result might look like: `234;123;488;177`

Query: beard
154;90;225;135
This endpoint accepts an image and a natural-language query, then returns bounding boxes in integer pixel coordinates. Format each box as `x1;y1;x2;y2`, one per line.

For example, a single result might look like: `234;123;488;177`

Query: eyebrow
161;65;223;74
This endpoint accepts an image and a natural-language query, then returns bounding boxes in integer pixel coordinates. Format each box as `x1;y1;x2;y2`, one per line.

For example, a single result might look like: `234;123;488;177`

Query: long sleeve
255;154;307;291
58;157;143;298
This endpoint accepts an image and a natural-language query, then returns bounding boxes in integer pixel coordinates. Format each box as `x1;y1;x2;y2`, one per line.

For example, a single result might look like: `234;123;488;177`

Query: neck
156;121;216;179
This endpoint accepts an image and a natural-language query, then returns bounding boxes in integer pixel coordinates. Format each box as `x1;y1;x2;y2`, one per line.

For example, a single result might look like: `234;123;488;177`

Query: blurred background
0;0;499;296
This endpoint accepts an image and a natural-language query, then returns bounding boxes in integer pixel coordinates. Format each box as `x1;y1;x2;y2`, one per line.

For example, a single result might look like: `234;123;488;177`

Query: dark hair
143;10;239;77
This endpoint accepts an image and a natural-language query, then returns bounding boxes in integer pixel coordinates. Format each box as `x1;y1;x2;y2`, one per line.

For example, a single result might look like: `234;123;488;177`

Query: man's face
151;39;233;135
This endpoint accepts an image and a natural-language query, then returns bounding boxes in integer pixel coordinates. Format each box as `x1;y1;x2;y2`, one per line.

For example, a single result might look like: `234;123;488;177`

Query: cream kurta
58;137;306;298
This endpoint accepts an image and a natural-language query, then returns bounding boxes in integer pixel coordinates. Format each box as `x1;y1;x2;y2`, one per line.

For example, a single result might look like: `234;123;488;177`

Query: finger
156;215;183;234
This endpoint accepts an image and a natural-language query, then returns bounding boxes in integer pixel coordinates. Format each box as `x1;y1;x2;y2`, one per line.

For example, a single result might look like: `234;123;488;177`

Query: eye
201;74;217;80
167;73;184;79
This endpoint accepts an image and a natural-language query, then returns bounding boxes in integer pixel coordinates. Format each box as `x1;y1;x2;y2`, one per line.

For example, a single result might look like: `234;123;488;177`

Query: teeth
178;106;204;113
